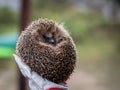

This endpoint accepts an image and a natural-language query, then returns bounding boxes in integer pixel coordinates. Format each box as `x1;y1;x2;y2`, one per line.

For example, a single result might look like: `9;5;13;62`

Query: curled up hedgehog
16;18;76;84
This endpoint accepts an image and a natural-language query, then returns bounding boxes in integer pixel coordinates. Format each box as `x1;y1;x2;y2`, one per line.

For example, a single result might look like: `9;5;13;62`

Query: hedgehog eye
60;38;63;41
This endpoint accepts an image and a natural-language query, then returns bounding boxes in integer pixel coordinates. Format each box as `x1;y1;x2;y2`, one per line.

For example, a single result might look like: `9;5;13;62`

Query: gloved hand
13;54;68;90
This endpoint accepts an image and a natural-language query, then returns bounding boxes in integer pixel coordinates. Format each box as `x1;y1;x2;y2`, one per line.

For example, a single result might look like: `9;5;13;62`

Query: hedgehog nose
49;38;55;44
43;34;55;45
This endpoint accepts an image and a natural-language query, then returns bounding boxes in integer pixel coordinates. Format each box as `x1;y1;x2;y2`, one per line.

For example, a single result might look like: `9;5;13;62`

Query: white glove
13;54;68;90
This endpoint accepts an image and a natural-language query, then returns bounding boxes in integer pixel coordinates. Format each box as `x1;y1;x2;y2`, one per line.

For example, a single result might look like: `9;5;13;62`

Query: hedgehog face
37;25;64;46
43;31;56;45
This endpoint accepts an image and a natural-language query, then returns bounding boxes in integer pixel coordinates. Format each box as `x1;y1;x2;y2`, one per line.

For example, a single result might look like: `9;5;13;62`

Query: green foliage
0;7;18;25
0;25;18;34
33;0;69;11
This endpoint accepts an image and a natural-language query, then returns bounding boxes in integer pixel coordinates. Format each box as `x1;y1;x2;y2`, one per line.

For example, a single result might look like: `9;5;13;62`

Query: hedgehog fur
16;18;76;84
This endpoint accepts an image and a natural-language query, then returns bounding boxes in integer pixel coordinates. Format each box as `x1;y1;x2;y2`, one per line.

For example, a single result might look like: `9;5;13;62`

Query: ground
0;67;108;90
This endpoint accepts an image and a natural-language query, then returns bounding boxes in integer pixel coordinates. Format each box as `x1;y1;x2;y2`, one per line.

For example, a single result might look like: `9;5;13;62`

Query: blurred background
0;0;120;90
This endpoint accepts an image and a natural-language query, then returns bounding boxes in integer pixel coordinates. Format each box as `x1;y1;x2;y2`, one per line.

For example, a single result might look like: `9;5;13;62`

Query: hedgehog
16;18;76;84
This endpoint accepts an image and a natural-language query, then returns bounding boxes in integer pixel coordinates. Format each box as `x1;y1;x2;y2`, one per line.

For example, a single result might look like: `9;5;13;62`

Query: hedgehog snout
43;33;56;45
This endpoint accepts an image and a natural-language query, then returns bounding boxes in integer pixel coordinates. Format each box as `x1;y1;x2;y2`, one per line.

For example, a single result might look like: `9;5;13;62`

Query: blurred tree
113;0;120;4
104;0;120;21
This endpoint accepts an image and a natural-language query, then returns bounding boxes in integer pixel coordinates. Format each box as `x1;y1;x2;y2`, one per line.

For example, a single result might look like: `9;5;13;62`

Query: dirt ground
68;69;108;90
0;68;17;90
0;67;108;90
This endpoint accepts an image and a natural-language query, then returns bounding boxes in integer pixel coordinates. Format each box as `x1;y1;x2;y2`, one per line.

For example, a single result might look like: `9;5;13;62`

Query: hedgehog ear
13;54;32;78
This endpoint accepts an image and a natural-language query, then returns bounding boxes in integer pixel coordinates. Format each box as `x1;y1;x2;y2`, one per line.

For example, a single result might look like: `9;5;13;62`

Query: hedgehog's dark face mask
43;32;56;45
